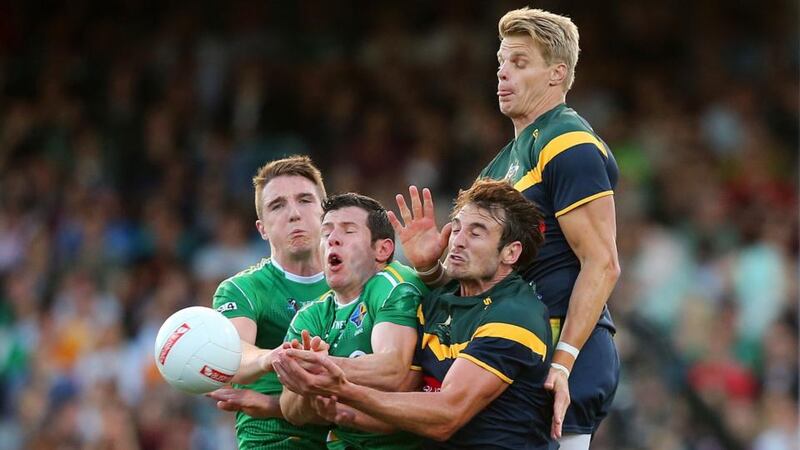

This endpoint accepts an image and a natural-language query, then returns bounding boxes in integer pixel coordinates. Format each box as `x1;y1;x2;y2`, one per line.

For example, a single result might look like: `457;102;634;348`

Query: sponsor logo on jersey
216;302;237;313
332;320;345;330
349;303;367;328
199;365;234;383
158;323;191;365
422;374;442;392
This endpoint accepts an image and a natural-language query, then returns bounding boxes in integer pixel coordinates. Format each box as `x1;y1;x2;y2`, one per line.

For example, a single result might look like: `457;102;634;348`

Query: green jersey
287;261;427;450
213;257;330;450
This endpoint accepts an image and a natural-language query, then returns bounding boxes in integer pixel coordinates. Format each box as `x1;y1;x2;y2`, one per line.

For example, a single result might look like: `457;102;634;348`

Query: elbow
279;396;308;427
422;407;464;442
374;362;411;392
284;414;308;427
427;422;460;442
592;249;620;285
607;256;621;284
282;407;309;426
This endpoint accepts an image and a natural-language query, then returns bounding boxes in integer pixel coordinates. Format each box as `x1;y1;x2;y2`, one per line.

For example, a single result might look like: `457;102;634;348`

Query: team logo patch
199;365;234;383
349;303;367;328
287;298;301;313
504;161;520;181
349;350;366;358
216;302;237;313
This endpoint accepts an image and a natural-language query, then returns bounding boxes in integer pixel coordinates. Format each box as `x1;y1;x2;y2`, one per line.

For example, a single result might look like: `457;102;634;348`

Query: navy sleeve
543;142;613;217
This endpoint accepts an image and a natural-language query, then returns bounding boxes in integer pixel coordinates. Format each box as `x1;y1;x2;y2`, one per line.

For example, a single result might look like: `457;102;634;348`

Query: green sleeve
212;278;258;321
285;302;324;343
372;283;421;329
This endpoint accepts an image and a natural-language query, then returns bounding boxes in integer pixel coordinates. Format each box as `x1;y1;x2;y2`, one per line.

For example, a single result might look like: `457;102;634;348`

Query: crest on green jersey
349;303;368;328
287;298;300;313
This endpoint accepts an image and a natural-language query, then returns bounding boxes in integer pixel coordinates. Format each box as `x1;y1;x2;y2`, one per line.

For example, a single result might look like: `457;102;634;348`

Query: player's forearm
243;393;283;418
338;383;463;441
556;254;620;369
330;353;410;391
232;341;272;384
279;390;328;426
338;405;398;434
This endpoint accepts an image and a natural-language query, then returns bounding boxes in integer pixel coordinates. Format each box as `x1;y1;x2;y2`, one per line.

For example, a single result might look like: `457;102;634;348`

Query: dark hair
452;178;545;270
252;155;326;220
322;193;395;262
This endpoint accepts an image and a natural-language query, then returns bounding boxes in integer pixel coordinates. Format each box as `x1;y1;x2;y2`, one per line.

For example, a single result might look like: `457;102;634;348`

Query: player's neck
459;265;513;297
271;248;323;278
333;263;385;305
333;287;363;306
512;91;566;138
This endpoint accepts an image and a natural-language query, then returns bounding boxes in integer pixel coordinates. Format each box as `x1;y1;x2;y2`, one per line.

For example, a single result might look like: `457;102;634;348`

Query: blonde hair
498;7;580;91
252;155;326;220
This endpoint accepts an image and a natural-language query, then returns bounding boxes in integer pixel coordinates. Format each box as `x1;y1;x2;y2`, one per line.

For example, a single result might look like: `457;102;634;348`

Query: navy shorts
562;326;620;435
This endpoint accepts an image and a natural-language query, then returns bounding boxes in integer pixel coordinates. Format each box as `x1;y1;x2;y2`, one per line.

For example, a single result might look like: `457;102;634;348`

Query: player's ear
255;219;269;241
549;62;567;87
501;241;522;266
373;238;394;264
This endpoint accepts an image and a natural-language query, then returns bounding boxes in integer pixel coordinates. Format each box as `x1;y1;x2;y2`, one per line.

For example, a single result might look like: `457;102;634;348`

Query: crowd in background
0;1;797;449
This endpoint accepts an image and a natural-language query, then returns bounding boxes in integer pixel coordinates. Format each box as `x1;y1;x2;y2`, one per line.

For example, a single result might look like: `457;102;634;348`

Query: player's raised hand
206;387;280;418
388;186;452;270
544;367;571;439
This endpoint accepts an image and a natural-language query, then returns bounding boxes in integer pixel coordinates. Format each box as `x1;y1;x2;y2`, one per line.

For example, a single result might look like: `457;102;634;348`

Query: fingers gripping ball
154;306;241;394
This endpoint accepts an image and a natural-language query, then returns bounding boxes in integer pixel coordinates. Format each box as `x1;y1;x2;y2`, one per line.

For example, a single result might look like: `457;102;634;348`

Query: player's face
445;204;505;282
497;35;552;119
321;207;379;300
256;175;323;259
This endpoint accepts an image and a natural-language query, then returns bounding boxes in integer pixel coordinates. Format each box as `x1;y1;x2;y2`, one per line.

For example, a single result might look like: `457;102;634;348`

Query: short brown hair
252;155;326;220
452;179;544;270
499;7;580;91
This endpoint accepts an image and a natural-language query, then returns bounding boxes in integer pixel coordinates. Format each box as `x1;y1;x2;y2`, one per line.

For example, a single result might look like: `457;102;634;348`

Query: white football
154;306;242;394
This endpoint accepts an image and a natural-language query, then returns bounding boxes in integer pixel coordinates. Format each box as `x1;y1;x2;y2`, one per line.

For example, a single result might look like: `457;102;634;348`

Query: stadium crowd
0;1;796;449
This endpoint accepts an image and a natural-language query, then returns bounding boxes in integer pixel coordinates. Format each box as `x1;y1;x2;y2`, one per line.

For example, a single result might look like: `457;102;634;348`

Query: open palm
388;186;452;269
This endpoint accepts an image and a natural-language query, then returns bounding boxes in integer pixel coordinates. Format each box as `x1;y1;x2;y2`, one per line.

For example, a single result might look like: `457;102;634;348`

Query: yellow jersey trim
473;322;548;358
410;364;422;371
417;305;425;325
514;131;608;192
421;333;469;361
554;190;614;218
384;265;405;283
458;353;513;384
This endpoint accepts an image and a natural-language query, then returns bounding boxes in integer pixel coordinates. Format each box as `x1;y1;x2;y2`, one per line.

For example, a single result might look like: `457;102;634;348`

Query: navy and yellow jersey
414;274;554;450
480;103;618;333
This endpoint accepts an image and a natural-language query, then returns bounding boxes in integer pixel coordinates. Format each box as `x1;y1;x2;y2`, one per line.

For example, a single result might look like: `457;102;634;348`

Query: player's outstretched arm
329;321;417;391
274;351;509;441
228;317;275;384
388;186;452;285
206;387;282;418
